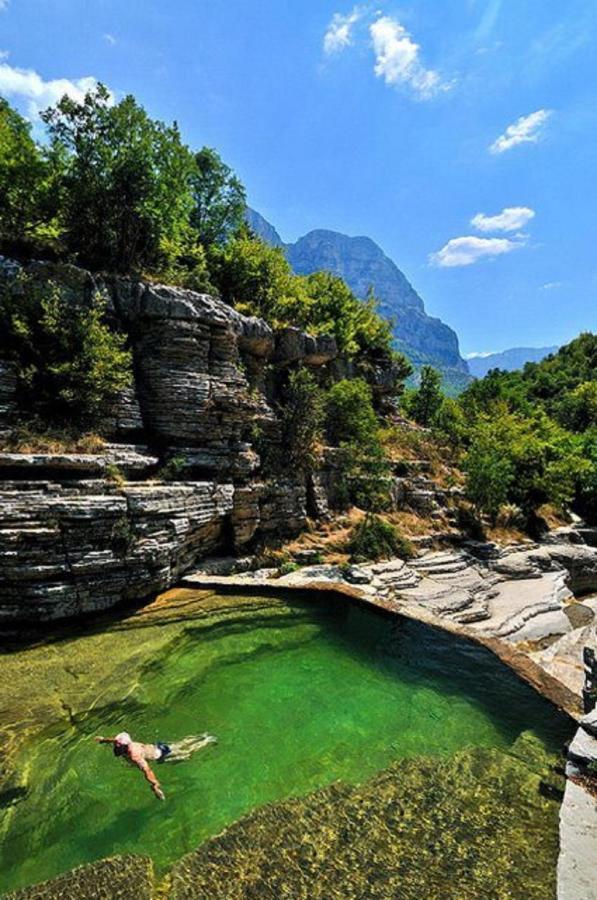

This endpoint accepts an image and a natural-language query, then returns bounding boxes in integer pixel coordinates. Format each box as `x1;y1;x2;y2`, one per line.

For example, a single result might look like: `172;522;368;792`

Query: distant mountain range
245;208;471;392
466;346;559;378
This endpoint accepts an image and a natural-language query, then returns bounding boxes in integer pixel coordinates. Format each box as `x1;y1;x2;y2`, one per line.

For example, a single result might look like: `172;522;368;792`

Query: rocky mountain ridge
246;208;471;392
467;346;559;378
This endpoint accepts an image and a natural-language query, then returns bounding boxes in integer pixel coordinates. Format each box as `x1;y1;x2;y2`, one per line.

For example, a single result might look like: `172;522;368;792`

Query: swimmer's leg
164;733;217;762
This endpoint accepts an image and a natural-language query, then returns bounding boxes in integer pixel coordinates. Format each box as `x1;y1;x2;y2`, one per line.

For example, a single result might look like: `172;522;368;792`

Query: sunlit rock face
0;259;344;621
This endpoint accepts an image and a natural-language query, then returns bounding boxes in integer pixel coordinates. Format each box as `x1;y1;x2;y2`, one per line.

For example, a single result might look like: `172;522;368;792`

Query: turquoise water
0;596;571;894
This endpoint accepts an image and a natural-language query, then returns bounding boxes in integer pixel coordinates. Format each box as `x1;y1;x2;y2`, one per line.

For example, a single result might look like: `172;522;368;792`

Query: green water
0;595;571;895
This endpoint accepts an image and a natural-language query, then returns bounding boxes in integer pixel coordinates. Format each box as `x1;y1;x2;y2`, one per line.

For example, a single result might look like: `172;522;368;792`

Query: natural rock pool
0;589;573;897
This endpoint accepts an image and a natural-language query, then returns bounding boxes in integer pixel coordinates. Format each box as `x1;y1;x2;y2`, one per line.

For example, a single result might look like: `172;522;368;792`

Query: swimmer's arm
135;756;165;801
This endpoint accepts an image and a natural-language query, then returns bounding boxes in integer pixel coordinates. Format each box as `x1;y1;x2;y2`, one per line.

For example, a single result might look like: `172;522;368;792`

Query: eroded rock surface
5;854;154;900
0;260;337;621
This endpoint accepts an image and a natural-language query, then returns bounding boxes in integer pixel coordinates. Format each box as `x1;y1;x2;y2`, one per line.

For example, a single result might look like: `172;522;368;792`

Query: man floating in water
95;732;216;800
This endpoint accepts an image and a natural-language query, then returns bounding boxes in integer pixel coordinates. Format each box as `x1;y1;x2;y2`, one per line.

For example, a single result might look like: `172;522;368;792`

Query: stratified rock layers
0;259;333;621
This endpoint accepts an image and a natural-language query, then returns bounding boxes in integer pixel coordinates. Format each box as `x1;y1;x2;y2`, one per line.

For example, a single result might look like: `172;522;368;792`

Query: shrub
210;236;398;362
105;463;126;488
111;516;136;557
346;514;414;562
455;503;486;541
158;455;187;481
0;272;132;429
403;365;443;426
278;368;325;473
335;442;391;512
495;503;525;529
326;379;392;511
326;379;379;446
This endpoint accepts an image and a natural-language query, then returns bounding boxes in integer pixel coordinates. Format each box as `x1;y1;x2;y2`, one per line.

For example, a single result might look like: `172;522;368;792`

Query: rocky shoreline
181;532;597;900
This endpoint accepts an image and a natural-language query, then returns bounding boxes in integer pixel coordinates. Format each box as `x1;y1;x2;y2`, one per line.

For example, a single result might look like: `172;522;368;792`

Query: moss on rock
5;854;154;899
170;743;563;900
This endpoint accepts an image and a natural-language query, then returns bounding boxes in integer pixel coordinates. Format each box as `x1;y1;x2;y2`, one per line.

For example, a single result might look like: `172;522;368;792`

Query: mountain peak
245;207;470;387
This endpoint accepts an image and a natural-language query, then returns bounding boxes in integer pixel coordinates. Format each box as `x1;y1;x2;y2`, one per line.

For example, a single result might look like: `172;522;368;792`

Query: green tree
277;368;325;472
406;366;443;426
434;396;468;445
0;98;63;252
554;381;597;432
0;272;132;428
42;85;195;272
210;236;403;365
465;427;514;521
326;379;379;446
326;379;390;510
189;147;246;246
209;232;298;321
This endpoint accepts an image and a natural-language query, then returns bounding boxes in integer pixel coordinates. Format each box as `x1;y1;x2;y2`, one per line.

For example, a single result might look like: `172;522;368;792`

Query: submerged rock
5;854;154;899
169;744;562;900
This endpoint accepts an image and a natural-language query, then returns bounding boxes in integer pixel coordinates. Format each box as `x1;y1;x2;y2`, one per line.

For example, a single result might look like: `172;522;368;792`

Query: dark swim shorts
155;741;172;762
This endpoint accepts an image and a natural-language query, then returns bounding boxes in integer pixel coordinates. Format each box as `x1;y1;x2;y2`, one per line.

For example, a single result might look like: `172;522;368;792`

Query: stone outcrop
0;258;343;622
0;479;234;621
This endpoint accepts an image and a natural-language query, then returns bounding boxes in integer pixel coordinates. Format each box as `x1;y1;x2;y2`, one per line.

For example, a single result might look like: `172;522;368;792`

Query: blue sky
1;0;596;354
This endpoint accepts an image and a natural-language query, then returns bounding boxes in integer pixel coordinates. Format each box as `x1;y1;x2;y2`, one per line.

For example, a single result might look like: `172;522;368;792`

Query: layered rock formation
0;258;350;622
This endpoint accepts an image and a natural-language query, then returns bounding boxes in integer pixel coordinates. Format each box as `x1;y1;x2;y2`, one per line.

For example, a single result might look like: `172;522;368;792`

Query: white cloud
465;351;499;358
103;33;117;46
0;62;113;118
471;206;535;233
430;235;523;267
369;15;447;99
541;281;562;290
324;7;363;55
490;109;552;154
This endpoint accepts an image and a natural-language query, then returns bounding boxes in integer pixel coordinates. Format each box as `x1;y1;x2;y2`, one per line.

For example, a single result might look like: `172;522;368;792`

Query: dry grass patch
0;426;106;454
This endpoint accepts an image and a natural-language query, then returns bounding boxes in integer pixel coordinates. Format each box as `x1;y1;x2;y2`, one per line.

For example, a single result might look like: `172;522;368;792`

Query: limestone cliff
0;258;347;621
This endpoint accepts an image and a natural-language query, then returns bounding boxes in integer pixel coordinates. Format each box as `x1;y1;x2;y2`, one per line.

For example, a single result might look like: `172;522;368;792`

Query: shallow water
0;594;571;894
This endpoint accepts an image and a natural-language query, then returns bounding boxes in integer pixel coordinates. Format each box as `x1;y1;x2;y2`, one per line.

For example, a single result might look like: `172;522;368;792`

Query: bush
326;379;379;446
111;516;136;557
157;455;187;481
334;443;391;512
454;503;486;541
278;368;325;472
346;514;414;562
211;236;398;363
403;365;443;426
495;503;525;529
326;379;392;511
0;272;132;429
105;463;126;488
